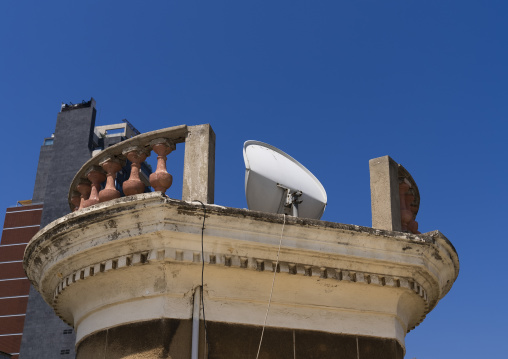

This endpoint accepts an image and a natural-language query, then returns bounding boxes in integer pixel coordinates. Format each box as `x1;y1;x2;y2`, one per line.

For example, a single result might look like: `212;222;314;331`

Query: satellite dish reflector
243;140;327;219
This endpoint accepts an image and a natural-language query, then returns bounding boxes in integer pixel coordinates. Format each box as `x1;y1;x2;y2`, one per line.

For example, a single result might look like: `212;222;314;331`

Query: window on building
44;138;54;145
105;128;125;136
60;349;70;355
63;329;73;334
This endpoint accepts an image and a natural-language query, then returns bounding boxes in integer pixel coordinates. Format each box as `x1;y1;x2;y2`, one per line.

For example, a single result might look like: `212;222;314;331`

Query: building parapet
24;192;459;353
67;124;215;211
369;155;422;234
23;118;459;358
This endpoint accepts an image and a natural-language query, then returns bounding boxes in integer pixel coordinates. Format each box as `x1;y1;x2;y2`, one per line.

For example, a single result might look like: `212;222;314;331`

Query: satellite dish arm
277;183;303;217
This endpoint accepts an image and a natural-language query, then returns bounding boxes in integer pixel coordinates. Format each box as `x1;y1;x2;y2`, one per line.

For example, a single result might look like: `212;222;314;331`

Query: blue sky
1;1;507;358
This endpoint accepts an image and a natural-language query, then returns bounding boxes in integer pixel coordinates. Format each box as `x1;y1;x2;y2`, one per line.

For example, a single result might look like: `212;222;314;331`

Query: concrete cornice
24;192;459;349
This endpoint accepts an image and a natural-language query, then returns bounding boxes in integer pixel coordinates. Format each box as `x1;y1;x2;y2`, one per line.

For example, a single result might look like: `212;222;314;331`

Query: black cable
194;200;209;359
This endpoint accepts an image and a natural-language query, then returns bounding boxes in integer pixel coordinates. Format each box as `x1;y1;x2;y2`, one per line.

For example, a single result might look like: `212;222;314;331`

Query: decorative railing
369;156;422;234
398;164;420;234
68;124;215;211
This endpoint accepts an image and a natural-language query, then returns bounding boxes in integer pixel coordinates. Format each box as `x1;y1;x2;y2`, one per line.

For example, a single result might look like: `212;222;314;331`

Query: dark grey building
20;99;142;359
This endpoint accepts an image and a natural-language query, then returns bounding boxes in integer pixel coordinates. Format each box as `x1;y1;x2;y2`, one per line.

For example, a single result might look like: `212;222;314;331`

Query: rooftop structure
22;117;459;358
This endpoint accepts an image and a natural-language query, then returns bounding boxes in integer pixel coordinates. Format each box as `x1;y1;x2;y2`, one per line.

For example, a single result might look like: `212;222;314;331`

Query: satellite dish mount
277;183;303;217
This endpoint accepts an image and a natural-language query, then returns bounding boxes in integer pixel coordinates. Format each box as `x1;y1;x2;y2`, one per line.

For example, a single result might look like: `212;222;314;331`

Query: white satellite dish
243;140;327;219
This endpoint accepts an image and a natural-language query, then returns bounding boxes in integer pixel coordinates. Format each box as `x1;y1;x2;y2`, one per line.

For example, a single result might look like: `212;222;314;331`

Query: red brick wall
5;204;42;213
1;227;40;245
0;245;25;262
0;204;42;358
3;206;42;228
0;335;22;356
0;280;30;298
0;297;28;316
0;262;25;280
0;316;25;335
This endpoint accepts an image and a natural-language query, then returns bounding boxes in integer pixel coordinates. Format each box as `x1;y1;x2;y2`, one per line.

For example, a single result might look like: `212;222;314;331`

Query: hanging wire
193;200;209;359
293;329;296;359
255;214;286;359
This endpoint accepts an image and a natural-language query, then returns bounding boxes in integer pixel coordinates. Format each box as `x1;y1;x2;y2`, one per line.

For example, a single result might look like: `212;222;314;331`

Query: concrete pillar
182;124;216;204
369;155;401;231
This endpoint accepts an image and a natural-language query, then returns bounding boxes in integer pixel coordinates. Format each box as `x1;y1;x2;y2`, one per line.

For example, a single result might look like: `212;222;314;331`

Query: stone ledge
24;192;459;351
52;246;430;332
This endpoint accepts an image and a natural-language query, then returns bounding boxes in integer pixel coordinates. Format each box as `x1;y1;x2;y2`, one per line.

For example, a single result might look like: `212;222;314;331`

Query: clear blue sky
1;1;506;358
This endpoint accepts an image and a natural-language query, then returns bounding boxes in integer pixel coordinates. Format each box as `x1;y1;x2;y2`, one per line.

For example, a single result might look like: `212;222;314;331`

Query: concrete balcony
68;124;215;211
23;192;459;359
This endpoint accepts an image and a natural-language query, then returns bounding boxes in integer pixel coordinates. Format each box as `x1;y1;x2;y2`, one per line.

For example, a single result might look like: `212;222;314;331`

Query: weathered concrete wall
203;321;403;359
76;319;192;359
20;287;75;358
32;144;54;204
38;101;96;226
24;193;459;358
369;155;401;231
182;124;215;204
21;101;98;359
76;319;403;359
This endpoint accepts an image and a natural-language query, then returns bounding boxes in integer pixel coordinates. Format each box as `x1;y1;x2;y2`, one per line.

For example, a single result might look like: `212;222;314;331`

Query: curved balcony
68;124;215;211
398;163;421;234
24;126;459;358
24;192;459;358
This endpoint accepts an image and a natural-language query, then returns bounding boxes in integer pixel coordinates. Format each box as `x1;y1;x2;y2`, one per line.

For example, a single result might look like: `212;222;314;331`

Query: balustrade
67;124;216;212
398;167;421;234
149;139;175;193
84;166;106;208
76;181;91;211
70;191;81;212
99;157;123;202
122;146;149;196
399;180;412;232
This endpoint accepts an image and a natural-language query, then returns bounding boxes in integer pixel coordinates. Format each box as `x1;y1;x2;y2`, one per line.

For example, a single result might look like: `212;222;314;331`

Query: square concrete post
182;124;216;204
369;155;401;231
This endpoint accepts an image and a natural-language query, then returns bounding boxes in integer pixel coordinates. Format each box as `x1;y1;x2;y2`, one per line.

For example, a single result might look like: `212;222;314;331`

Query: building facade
0;202;42;358
0;99;144;358
22;118;457;358
2;99;459;358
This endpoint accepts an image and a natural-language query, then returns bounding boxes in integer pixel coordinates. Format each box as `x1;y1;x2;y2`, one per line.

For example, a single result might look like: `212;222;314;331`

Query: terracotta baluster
399;180;412;232
122;146;148;196
70;191;81;212
406;191;420;234
84;166;106;208
99;157;122;203
149;139;175;194
408;217;420;234
76;180;91;210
